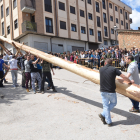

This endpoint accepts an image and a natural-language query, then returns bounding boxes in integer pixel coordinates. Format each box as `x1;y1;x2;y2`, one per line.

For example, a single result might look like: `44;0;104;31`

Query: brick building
0;0;132;54
118;30;140;50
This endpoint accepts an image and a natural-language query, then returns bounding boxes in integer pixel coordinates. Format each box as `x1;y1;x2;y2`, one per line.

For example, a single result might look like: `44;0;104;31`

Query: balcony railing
22;21;37;33
130;18;132;24
21;0;36;14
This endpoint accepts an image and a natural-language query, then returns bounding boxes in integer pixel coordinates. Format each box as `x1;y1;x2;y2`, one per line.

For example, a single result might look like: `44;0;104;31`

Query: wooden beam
0;36;140;102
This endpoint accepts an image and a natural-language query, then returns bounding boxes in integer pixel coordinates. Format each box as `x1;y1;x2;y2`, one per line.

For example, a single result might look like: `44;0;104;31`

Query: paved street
0;69;140;140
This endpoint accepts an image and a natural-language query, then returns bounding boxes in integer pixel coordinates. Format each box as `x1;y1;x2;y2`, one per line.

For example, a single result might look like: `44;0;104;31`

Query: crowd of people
48;46;140;70
0;52;57;94
0;45;140;94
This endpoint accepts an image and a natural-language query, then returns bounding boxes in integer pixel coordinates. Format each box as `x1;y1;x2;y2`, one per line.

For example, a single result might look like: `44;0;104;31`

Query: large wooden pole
0;36;140;102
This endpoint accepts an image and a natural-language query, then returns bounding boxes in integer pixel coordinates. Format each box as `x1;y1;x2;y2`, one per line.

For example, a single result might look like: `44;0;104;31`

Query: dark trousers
25;72;31;89
41;72;54;91
0;71;4;87
130;98;139;110
38;69;42;78
22;71;26;87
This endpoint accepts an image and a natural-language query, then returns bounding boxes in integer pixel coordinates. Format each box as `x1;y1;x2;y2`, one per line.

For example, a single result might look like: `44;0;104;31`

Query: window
125;12;127;20
59;2;65;11
96;2;100;13
121;20;123;25
110;16;113;21
1;5;3;19
70;6;75;14
126;23;128;29
44;0;52;13
103;13;107;23
60;21;66;30
89;29;94;35
116;18;118;24
2;22;4;35
97;16;101;27
71;24;76;32
81;26;86;34
98;31;102;42
88;13;92;20
115;6;118;11
6;7;9;16
104;40;108;45
7;26;10;34
14;19;18;29
109;3;112;9
120;9;122;14
111;29;114;34
88;0;91;4
80;10;84;17
45;17;53;33
102;0;106;9
13;0;17;9
104;26;108;37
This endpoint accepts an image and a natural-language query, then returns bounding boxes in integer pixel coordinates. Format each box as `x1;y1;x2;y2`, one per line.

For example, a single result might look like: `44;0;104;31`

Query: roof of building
117;29;140;33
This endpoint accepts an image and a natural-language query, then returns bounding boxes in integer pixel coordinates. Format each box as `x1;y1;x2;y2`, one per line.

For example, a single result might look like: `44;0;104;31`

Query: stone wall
118;30;140;50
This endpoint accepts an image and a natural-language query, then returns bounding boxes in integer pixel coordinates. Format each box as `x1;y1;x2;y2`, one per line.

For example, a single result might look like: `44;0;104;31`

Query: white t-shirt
9;55;13;60
3;54;9;62
9;59;18;70
80;54;85;59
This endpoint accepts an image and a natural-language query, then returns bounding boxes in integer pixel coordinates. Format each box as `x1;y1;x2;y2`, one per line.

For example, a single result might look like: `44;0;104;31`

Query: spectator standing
88;51;93;69
100;52;106;66
21;55;27;88
29;55;42;94
126;55;140;112
41;60;57;94
9;55;18;88
133;50;139;64
70;53;74;62
107;50;111;58
0;55;9;87
24;55;31;92
2;53;8;83
111;52;116;59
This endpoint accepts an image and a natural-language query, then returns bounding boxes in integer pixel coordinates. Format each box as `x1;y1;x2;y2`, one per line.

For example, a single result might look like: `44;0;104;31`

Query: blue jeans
11;70;18;87
129;98;139;110
101;92;117;124
46;78;50;87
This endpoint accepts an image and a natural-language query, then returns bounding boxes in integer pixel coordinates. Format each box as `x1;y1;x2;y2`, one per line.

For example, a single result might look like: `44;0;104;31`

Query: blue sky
121;0;140;30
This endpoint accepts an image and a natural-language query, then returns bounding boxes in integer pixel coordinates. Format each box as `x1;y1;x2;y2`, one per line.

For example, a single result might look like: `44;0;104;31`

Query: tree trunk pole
0;36;140;102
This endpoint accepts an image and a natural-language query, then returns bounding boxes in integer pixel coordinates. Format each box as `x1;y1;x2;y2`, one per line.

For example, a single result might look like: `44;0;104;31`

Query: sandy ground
0;69;140;140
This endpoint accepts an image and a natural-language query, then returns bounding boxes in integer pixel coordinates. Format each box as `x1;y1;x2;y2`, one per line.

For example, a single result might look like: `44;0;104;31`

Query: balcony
130;18;132;24
21;0;36;14
22;21;37;33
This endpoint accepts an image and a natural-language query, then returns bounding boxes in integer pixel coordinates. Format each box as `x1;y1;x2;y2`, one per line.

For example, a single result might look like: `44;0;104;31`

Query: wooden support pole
0;36;140;102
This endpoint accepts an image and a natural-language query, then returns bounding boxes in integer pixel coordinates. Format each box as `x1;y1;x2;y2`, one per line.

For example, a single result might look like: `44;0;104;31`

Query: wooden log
0;36;140;102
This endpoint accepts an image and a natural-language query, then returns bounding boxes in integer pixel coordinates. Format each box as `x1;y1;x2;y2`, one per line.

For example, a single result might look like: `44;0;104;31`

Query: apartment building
0;0;132;54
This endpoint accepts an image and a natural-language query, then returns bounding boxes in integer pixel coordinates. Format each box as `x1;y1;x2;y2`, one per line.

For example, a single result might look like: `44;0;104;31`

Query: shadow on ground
0;84;31;104
0;82;140;126
55;86;140;126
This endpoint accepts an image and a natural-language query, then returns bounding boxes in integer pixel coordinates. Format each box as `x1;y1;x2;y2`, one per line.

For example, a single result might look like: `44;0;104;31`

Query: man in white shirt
9;55;18;88
126;55;140;113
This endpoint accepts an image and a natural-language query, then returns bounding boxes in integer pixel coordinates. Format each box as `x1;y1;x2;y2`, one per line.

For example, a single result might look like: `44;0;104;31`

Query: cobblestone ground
0;69;140;140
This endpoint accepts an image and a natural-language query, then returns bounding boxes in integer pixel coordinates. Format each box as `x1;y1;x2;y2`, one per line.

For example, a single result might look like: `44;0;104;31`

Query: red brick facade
118;30;140;50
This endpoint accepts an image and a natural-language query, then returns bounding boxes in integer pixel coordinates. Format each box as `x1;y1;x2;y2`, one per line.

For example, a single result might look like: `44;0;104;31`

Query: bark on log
0;36;140;102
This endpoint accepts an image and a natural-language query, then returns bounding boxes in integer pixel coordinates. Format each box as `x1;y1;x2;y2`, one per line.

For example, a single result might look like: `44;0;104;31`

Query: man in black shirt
29;55;42;94
99;59;132;127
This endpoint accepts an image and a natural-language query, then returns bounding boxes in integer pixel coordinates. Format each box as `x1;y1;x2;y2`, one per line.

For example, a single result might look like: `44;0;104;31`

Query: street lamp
114;25;118;46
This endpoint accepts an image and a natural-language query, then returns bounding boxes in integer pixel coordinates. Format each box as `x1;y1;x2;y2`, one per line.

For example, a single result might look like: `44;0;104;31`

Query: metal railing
22;21;37;33
20;0;36;10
